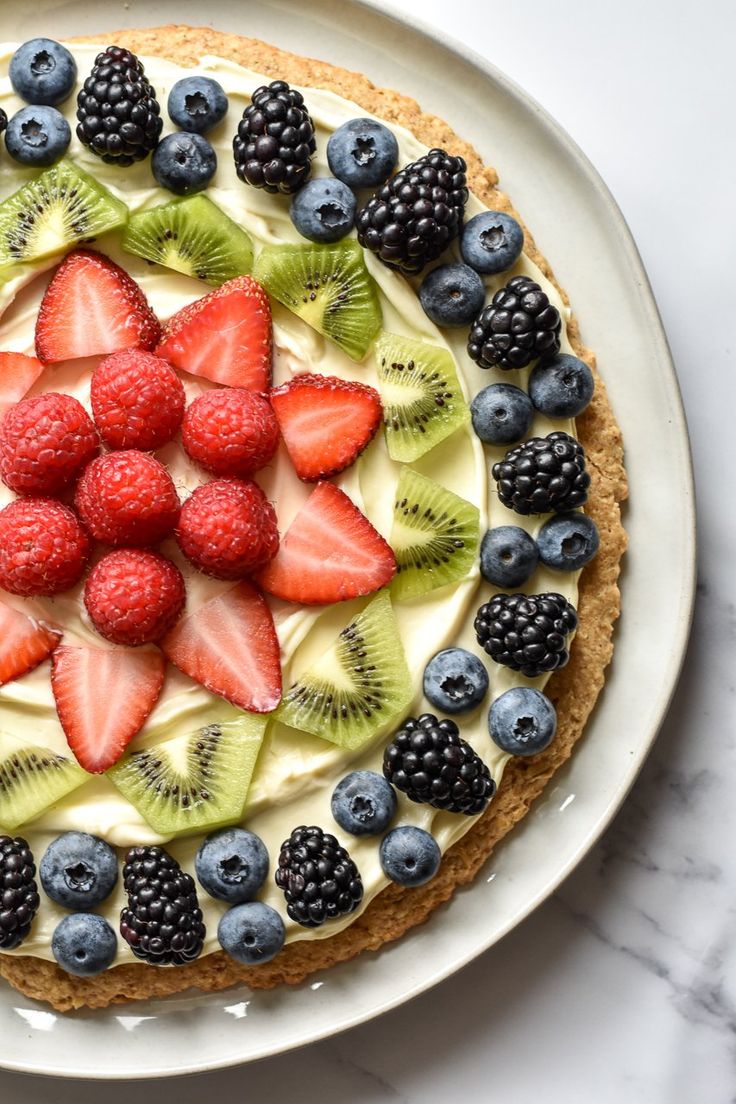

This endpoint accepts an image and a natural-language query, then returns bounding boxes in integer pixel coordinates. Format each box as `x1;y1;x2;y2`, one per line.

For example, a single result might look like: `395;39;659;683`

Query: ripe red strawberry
0;392;99;496
156;276;272;391
0;499;89;597
161;581;281;713
181;388;279;477
91;348;186;451
0;352;44;418
35;249;161;364
255;481;396;604
84;549;186;646
176;479;279;580
269;374;382;481
75;451;180;546
0;601;61;686
51;644;166;773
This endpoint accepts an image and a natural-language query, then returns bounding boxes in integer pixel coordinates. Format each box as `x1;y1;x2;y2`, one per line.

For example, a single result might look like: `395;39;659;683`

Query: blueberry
40;831;118;910
9;38;77;107
151;132;217;195
488;687;557;756
195;827;269;904
327;117;399;187
290;177;356;243
331;770;397;836
5;106;70;167
470;383;533;445
423;648;489;714
380;826;441;887
217;901;285;965
168;76;228;133
419;263;485;327
51;913;117;976
480;526;538;587
461;211;524;275
0;109;7;135
528;354;595;418
537;511;599;571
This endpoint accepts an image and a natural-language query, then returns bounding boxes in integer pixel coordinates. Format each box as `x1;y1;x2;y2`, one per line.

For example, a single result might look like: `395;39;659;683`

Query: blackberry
275;826;363;928
0;836;40;950
0;108;6;134
383;713;495;815
474;592;578;678
120;845;205;965
492;431;590;516
233;80;316;195
467;274;561;370
76;46;162;165
356;148;468;274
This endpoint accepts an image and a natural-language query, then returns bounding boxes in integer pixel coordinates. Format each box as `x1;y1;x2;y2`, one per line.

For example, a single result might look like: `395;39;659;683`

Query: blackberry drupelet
233;80;316;194
492;430;590;515
76;46;162;165
474;592;578;678
0;836;40;950
467;274;561;370
0;108;6;134
275;826;363;928
120;845;205;965
356;148;468;274
383;713;495;815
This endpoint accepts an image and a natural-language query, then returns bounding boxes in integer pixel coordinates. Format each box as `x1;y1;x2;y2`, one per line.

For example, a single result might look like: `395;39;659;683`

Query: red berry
75;451;180;546
182;388;279;478
0;352;45;419
84;549;186;646
0;393;99;497
176;479;279;580
0;499;89;597
91;349;185;451
0;600;62;685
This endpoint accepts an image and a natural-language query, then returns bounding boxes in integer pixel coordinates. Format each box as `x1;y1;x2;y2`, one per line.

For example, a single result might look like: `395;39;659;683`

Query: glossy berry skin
327;117;398;187
233;80;316;195
379;826;441;887
468;275;561;371
419;263;485;327
9;38;77;107
0;499;89;597
331;771;397;837
182;388;280;478
470;383;533;445
91;349;185;452
176;478;279;580
5;105;71;167
76;46;162;165
167;75;228;133
492;431;590;516
84;549;185;646
0;836;39;950
474;592;578;678
537;511;600;572
422;648;489;715
528;353;595;418
0;392;99;496
275;825;363;928
75;451;180;546
488;686;557;756
290;177;356;243
51;912;117;976
479;525;539;588
195;827;269;904
460;210;524;274
151;132;217;195
218;901;285;965
40;831;118;910
120;845;205;965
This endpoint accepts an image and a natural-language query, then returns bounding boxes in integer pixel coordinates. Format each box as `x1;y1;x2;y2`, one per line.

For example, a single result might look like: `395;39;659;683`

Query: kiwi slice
277;591;412;750
0;159;128;271
375;332;470;462
107;713;267;838
390;468;480;601
254;240;382;361
0;733;88;831
122;194;254;285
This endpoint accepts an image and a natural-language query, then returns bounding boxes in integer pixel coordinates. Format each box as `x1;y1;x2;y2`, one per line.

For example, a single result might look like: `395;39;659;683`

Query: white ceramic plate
0;0;695;1079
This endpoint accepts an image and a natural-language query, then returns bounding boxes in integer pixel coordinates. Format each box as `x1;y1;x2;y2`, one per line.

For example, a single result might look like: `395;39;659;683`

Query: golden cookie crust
0;25;627;1011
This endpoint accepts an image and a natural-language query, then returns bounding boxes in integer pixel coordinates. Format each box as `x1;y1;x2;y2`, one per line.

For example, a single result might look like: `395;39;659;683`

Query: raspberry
182;389;280;478
0;392;99;497
84;548;186;645
176;478;279;580
90;349;185;451
75;451;180;546
0;499;89;596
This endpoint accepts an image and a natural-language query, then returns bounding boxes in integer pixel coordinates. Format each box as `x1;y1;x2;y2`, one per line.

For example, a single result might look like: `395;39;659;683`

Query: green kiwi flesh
253;240;382;361
375;332;470;462
277;591;412;750
0;733;88;831
390;468;480;601
122;194;254;285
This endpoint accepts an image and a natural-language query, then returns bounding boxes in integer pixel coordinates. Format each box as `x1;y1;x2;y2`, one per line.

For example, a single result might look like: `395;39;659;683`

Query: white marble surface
1;0;734;1098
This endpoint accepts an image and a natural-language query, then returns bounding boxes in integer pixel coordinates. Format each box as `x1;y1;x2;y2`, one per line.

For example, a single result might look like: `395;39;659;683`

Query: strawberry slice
0;601;61;686
35;249;161;364
51;644;165;773
270;373;382;481
161;581;281;713
255;481;396;604
156;275;272;392
0;352;44;418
